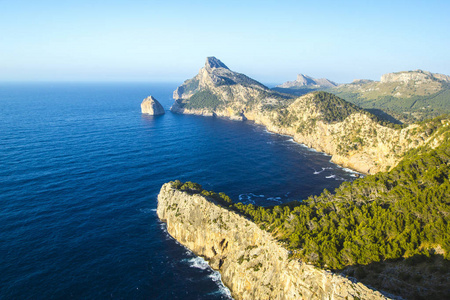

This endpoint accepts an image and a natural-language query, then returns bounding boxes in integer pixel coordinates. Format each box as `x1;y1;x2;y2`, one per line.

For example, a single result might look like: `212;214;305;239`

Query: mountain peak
277;74;337;89
205;57;229;70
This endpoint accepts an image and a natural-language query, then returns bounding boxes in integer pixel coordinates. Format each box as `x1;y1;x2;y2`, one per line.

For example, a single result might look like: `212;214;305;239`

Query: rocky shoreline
157;182;395;300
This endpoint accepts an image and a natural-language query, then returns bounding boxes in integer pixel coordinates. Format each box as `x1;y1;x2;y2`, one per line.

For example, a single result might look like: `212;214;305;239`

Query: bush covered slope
169;119;450;299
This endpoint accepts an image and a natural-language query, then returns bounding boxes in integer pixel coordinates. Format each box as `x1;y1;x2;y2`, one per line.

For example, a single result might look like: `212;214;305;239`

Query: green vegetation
184;90;223;110
170;123;450;298
170;130;450;268
183;78;200;94
171;130;450;268
310;91;362;123
331;82;450;123
231;131;450;269
311;92;404;129
170;180;232;206
272;86;321;97
274;91;403;131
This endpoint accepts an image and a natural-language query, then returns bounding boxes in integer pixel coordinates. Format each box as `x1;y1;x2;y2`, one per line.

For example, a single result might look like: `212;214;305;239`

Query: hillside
171;56;293;119
171;57;447;174
330;70;450;123
162;119;449;299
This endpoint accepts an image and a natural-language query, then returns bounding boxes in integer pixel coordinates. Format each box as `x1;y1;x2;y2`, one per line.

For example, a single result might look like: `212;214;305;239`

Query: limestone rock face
141;96;165;115
157;183;394;300
380;70;450;83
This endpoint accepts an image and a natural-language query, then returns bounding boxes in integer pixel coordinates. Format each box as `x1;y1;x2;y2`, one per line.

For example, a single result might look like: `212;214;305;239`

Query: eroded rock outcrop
141;96;165;115
157;182;394;300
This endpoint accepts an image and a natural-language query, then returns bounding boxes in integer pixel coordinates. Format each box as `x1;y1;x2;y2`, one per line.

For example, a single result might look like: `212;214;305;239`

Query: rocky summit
141;95;165;115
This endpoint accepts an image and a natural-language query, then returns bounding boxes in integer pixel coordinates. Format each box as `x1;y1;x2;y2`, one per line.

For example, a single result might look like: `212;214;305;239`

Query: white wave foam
139;208;157;214
208;272;233;298
313;167;332;174
341;167;360;174
325;175;336;179
187;257;210;270
266;197;282;204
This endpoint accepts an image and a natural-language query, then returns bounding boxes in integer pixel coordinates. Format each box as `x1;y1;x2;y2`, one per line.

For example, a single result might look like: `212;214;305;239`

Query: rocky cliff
157;182;394;300
171;57;446;174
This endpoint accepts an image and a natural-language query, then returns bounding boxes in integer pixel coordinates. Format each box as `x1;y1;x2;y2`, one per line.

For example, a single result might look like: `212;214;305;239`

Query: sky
1;0;449;83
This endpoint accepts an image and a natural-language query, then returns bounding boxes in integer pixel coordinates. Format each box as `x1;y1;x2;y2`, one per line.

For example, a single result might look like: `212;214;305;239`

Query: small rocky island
141;96;165;115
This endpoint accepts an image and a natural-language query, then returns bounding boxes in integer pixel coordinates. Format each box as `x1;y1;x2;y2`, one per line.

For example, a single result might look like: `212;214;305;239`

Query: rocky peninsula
157;182;393;300
170;57;442;174
161;57;449;299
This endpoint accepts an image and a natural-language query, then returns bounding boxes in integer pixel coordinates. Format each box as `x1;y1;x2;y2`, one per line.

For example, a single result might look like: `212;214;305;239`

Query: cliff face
171;57;446;174
157;182;393;300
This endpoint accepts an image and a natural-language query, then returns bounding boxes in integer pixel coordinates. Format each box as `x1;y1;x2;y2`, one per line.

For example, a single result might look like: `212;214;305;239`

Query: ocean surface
0;82;358;299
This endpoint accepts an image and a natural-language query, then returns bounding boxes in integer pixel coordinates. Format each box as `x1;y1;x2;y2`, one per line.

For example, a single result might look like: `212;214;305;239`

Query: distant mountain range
275;69;450;123
330;70;450;122
276;74;337;88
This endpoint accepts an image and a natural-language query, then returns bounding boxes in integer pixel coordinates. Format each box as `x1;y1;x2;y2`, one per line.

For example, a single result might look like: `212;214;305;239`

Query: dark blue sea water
0;82;358;299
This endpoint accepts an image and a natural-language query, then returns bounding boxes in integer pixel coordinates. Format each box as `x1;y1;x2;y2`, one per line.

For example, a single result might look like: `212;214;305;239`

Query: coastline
170;108;364;176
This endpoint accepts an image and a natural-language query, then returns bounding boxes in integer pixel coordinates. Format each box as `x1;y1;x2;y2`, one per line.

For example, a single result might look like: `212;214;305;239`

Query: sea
0;82;359;299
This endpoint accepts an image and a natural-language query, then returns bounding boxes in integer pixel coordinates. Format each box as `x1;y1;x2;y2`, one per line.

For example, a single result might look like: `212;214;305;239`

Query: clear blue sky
1;0;449;83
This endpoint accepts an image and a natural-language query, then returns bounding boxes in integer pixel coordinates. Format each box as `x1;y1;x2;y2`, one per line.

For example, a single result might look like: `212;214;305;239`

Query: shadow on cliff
365;108;403;125
336;254;449;300
271;87;320;97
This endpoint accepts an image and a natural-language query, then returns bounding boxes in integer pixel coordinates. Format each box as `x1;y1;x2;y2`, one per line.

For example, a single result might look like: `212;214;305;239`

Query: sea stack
141;96;165;115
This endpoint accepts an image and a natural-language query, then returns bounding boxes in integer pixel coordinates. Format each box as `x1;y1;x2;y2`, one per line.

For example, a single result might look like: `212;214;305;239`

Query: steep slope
171;58;447;174
331;70;450;122
158;120;449;299
229;120;450;299
171;57;293;120
157;182;393;300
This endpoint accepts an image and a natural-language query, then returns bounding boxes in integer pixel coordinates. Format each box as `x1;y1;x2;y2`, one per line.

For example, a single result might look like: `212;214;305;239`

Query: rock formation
141;96;165;115
157;182;395;300
277;74;337;89
170;57;445;174
380;69;450;84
